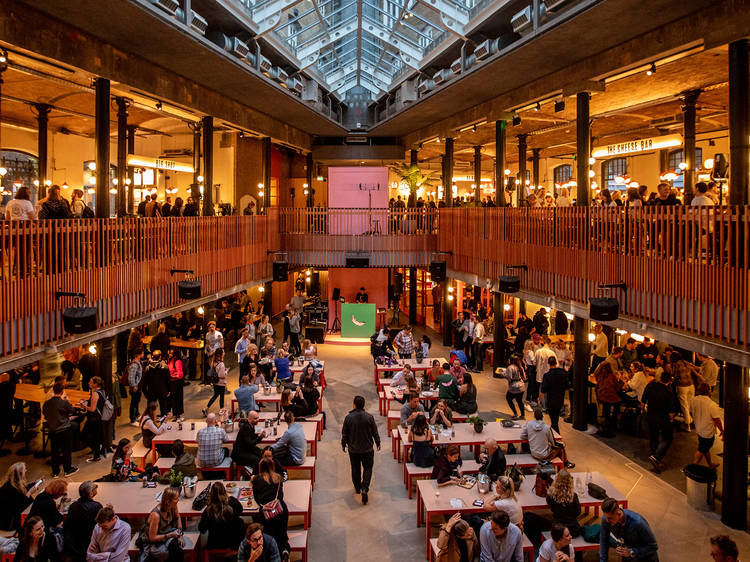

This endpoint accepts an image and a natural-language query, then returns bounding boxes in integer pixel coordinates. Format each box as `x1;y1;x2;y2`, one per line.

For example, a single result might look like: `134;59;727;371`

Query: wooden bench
430;534;534;562
387;411;468;432
404;460;481;499
541;530;599;552
197;456;232;480
288;530;308;562
285;457;316;489
131;441;158;469
303;413;324;440
129;531;199;562
506;453;563;470
391;428;401;461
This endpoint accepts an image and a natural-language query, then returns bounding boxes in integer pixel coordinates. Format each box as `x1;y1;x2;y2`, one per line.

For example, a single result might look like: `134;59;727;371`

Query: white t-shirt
493;498;522;526
537;538;575;562
627;371;648;401
473;322;485;343
700;359;719;387
535;346;557;382
690;395;721;438
555;196;571;207
691;195;715;207
5;198;35;221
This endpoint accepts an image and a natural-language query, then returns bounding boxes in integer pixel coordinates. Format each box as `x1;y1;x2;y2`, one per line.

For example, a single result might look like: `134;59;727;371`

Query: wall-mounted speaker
62;307;98;334
429;261;446;282
346;256;370;268
178;280;201;299
273;261;289;281
332;287;341;301
498;275;520;293
589;297;619;321
393;272;404;291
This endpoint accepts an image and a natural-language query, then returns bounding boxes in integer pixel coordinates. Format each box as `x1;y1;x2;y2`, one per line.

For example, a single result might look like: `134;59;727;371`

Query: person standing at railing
37;185;72;274
182;196;199;217
4;186;36;278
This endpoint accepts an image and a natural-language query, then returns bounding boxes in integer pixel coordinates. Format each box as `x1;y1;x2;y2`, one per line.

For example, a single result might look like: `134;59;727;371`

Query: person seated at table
29;478;66;529
420;335;431;359
143;487;183;562
232;412;266;472
296;375;320;417
260;447;288;481
408;413;434;467
251;458;290;557
537;523;574;562
524;469;581;543
63;481;101;562
401;394;425;428
479;510;523;562
599;498;658;562
198;481;244;551
454;373;478;414
274;350;293;385
249;364;268;388
0;462;41;533
197;413;230;468
14;516;57;562
520;408;575;469
298;363;320;387
436;512;479;562
237;523;281;562
430;400;453;428
390;364;413;387
109;438;144;482
483;475;522;528
235;375;260;415
302;339;317;360
240;344;260;376
87;506;131;562
478;439;506;482
139;402;168;454
258;337;277;382
623;361;651;402
431;445;463;486
428;359;442;383
158;440;197;482
271;411;306;466
449;357;466;385
436;364;460;406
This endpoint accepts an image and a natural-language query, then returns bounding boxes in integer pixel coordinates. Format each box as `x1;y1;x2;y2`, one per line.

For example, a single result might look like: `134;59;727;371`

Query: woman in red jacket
594;362;623;438
167;349;184;421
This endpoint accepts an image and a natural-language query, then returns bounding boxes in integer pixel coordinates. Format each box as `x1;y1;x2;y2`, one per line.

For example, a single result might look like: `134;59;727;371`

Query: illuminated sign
127;155;194;173
591;134;682;158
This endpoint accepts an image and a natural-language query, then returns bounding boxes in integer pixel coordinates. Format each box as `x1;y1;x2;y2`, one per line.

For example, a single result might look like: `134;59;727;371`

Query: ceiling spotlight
708;139;716;147
156;101;163;111
0;48;8;64
554;100;565;112
646;63;656;76
512;115;521;126
472;124;477;133
534;102;540;111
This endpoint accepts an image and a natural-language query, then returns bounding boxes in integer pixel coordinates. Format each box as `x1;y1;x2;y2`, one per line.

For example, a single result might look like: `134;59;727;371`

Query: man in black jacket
341;395;380;505
42;381;79;476
142;351;171;416
478;438;506;481
63;481;102;562
231;411;266;470
540;355;569;433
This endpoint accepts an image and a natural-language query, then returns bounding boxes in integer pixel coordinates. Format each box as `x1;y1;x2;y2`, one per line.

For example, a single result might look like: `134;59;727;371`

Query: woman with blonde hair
483;475;522;527
525;470;582;542
145;486;183;562
0;463;40;532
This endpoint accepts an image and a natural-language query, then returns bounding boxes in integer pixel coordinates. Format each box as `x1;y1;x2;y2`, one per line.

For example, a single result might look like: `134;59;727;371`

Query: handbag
587;482;609;500
505;463;523;491
261;481;283;520
191;483;211;511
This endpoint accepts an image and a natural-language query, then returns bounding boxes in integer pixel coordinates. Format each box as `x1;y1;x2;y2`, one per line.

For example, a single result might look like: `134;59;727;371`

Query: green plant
466;415;485;426
390;163;438;208
167;469;183;487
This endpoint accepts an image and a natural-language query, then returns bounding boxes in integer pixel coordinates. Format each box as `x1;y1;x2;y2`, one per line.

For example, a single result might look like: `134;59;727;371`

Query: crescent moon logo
351;315;365;327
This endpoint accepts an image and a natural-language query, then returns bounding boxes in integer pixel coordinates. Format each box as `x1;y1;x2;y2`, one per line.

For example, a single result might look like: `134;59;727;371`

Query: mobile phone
146;482;157;488
34;478;43;488
472;499;484;507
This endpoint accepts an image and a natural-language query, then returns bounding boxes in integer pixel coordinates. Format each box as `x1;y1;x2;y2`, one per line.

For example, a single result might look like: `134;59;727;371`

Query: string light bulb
646;63;656;76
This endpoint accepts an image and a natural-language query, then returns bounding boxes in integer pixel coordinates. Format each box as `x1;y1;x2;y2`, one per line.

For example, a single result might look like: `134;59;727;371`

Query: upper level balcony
1;205;747;367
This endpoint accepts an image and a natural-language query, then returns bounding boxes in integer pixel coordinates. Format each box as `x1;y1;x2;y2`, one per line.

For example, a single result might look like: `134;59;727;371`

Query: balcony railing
1;206;748;363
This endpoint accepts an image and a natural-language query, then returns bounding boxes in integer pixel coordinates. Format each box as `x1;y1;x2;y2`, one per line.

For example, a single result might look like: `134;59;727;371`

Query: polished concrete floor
2;326;749;561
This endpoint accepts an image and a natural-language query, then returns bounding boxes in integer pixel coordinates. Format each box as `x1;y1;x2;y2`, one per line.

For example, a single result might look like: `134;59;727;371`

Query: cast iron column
473;146;482;203
517;134;527;206
115;97;128;217
495;120;507;206
94;78;110;218
681;90;700;204
190;122;202;206
444;138;454;206
409;267;417;325
492;293;505;372
722;363;748;528
531;148;541;191
263;282;273;317
576;92;591;205
126;126;136;214
262;137;272;209
201;116;214;216
410;148;418;167
306;152;314;207
35;104;50;199
442;280;452;346
729;39;750;206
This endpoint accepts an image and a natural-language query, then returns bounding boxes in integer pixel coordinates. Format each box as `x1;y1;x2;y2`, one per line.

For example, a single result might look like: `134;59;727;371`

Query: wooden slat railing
279;207;438;267
1;215;278;358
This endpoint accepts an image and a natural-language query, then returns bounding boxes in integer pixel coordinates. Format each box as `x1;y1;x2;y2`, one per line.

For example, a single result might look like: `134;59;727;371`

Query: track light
534;102;540;111
0;48;7;64
554;100;565;112
512;115;521;126
156;101;163;110
646;63;656;76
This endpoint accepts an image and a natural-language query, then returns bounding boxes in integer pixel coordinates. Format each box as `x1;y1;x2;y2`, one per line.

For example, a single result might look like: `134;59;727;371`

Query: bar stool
377;307;387;329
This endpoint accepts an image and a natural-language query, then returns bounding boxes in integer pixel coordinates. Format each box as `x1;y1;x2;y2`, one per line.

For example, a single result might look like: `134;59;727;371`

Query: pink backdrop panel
327;268;388;331
327;167;389;234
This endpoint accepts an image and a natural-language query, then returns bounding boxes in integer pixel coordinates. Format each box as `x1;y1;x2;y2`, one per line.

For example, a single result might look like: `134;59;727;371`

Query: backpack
207;365;219;385
98;391;115;422
81;204;95;218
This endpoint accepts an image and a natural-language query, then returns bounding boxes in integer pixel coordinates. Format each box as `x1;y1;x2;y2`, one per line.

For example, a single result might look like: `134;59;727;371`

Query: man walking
42;381;79;477
540;356;569;434
341;395;380;505
641;371;676;473
393;325;415;359
289;308;302;357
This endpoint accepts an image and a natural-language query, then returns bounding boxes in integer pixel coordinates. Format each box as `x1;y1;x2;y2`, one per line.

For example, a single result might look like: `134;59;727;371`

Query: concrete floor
2;325;750;561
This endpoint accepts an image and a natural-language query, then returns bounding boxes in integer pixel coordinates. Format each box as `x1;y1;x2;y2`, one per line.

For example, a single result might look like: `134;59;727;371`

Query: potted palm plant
466;415;486;434
390;163;438;233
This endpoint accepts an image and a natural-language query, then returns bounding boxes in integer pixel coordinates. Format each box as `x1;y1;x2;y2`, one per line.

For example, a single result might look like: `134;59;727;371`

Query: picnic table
373;357;447;384
380;386;440;415
231;385;324;415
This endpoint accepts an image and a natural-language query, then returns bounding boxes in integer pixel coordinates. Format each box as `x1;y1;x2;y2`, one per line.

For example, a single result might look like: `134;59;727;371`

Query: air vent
433;68;453;85
400;80;418;103
511;6;533;33
544;0;569;11
286;77;303;94
651;114;683;128
207;32;231;50
474;38;498;60
450;57;462;74
268;66;288;82
189;10;208;35
345;135;369;144
258;55;272;74
150;0;179;15
231;37;249;58
418;79;435;95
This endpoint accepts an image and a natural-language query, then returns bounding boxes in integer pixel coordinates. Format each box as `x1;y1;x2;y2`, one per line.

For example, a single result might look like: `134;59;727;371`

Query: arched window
553;164;572;185
602;157;627;189
667;148;703;189
0;149;39;205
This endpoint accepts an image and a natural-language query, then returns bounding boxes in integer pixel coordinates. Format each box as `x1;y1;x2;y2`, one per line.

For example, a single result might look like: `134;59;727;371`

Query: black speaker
429;261;446;282
273;261;288;281
62;306;98;334
178;280;201;299
394;272;403;291
305;324;326;344
332;287;341;301
346;256;370;268
498;275;520;293
589;297;619;321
